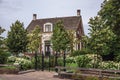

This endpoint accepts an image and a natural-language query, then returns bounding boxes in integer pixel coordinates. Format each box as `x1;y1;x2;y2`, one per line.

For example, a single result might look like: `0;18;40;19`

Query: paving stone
0;71;71;80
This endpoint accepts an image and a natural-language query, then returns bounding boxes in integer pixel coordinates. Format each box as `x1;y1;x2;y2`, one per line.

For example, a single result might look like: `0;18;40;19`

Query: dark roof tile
27;16;82;32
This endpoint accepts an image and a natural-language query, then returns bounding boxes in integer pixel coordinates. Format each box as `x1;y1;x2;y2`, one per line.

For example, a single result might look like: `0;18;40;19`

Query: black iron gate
34;51;66;71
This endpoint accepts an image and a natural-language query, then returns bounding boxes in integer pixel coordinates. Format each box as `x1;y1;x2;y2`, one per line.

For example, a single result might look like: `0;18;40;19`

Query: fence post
55;52;58;72
63;51;66;71
49;52;50;71
41;51;44;71
35;51;37;70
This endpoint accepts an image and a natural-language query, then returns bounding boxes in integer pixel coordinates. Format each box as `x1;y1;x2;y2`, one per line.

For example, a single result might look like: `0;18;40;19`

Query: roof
27;16;82;32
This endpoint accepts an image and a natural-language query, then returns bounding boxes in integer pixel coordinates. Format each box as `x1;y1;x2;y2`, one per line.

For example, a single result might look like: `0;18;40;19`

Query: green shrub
14;58;32;70
0;51;11;64
66;63;77;68
44;58;49;69
86;54;102;68
76;55;92;68
70;49;88;57
0;65;17;70
101;61;119;70
57;57;63;66
66;57;75;64
7;56;17;62
50;55;55;67
114;55;120;62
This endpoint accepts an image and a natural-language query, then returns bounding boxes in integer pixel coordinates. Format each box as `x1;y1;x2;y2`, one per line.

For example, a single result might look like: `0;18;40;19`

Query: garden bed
56;66;120;80
0;65;19;74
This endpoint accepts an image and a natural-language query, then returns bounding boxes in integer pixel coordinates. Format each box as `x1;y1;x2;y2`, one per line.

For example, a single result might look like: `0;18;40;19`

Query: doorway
44;41;51;56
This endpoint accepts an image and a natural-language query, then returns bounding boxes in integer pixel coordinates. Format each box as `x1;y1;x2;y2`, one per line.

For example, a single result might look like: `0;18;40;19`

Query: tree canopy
0;27;5;51
27;25;41;53
7;20;28;55
98;0;120;55
51;21;70;52
84;0;120;60
88;16;115;55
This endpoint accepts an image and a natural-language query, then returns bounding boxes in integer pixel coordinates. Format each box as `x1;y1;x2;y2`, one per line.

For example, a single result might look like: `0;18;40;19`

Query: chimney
77;9;81;16
33;14;37;20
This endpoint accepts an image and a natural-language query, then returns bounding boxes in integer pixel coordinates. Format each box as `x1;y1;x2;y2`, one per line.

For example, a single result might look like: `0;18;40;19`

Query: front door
45;41;51;56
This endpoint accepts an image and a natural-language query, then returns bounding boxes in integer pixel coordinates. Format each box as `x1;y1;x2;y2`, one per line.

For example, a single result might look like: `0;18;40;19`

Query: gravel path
0;71;70;80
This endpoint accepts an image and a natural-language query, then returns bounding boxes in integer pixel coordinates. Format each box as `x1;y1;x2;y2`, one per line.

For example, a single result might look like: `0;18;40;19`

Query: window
44;23;53;32
45;25;51;32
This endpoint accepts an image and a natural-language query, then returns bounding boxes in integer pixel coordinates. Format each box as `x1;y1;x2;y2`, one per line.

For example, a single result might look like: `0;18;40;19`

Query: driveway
0;71;70;80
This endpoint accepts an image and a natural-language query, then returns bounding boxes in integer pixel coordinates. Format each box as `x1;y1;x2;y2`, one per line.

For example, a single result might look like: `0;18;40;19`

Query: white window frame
43;23;53;32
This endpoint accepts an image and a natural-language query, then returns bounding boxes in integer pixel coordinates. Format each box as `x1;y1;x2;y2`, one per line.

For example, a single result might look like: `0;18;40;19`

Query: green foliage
87;0;120;60
66;57;75;64
76;55;92;68
49;55;55;67
7;56;17;62
101;61;120;70
7;20;28;55
51;20;70;52
31;55;42;69
0;65;17;70
88;16;115;56
98;0;120;58
66;63;77;68
0;26;5;35
57;57;63;66
14;57;32;70
67;30;75;53
115;55;120;62
70;49;88;57
0;27;5;46
8;56;33;70
0;51;11;64
0;27;5;52
27;25;41;53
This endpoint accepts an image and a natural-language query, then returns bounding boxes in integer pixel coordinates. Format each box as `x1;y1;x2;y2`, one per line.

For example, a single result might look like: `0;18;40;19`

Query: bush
76;55;92;68
70;49;88;57
57;57;63;66
7;56;17;62
86;54;102;68
0;65;17;70
66;63;77;68
50;55;55;67
101;61;119;70
114;55;120;62
0;51;11;64
66;57;75;64
14;58;32;70
44;58;49;69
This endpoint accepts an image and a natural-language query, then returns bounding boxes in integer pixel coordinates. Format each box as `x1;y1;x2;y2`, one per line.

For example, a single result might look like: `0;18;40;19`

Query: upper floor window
44;23;53;32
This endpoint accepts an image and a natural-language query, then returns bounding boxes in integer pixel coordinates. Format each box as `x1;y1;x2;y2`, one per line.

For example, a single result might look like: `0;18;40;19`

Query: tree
0;26;5;48
7;20;28;55
98;0;120;56
51;21;70;52
84;0;120;61
88;16;115;56
27;25;41;53
67;30;75;53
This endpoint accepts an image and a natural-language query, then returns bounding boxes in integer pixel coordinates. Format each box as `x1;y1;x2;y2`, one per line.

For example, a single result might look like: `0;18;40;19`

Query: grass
66;63;78;68
0;65;16;70
66;63;78;73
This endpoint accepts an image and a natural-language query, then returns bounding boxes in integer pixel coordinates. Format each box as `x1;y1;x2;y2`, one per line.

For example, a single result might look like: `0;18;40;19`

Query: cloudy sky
0;0;104;37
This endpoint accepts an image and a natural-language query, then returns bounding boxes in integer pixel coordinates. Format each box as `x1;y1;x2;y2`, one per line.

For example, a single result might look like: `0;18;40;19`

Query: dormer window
44;23;53;32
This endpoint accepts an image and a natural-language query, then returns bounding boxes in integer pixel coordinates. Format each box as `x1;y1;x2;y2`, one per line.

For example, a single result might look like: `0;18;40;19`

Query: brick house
27;10;84;55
